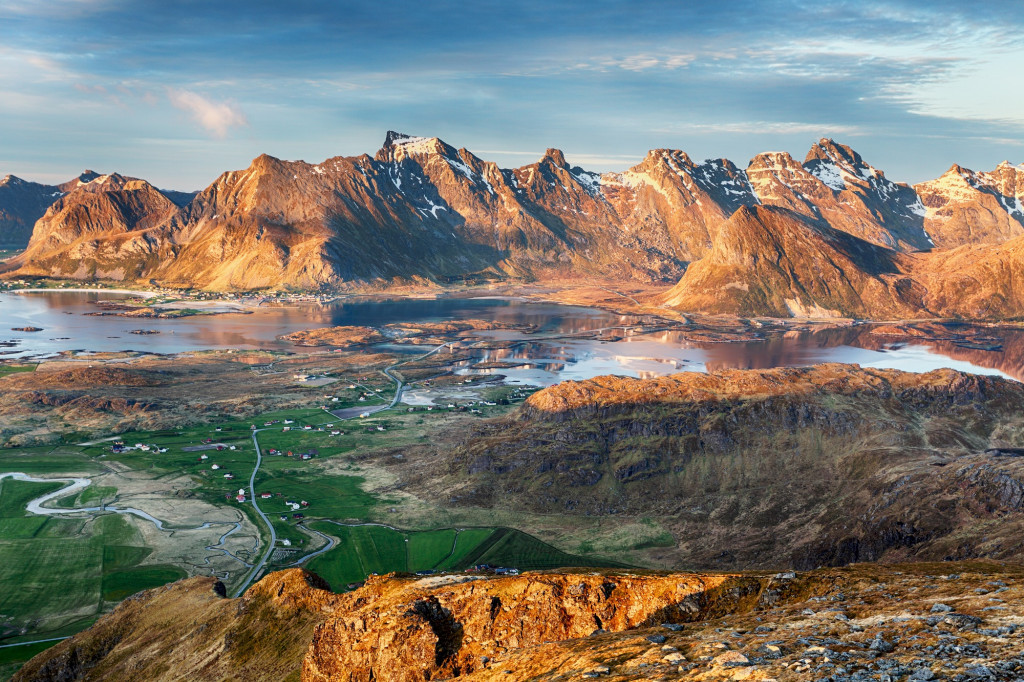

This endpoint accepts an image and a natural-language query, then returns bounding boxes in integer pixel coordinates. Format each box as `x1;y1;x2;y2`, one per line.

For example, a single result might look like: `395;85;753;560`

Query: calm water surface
1;291;1021;385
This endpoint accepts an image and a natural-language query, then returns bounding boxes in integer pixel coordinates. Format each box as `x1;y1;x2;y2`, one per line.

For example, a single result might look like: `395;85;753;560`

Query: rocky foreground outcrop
14;563;1024;681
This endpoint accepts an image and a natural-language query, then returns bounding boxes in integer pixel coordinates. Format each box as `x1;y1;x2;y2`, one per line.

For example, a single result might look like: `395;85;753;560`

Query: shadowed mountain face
0;175;63;248
0;171;195;251
4;133;1024;318
405;365;1024;570
662;205;920;318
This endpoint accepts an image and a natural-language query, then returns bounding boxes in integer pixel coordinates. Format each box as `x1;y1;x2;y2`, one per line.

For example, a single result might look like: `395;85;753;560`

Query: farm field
0;365;35;379
0;640;57;682
0;478;185;644
0;371;573;652
304;523;625;591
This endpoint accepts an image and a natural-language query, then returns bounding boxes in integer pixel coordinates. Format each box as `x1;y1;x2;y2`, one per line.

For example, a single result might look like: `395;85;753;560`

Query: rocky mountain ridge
0;174;63;248
0;170;194;250
4;134;1024;318
14;563;1024;681
381;364;1024;571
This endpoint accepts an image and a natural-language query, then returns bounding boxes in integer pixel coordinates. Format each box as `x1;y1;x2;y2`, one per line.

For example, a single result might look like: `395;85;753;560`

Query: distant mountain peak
377;132;455;164
748;151;799;169
805;138;864;169
382;130;417;147
643;148;696;169
250;153;283;170
382;131;441;150
540;148;568;168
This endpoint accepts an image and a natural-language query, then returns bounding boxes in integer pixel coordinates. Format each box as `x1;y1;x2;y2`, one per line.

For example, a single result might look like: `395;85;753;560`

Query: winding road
230;428;276;597
1;341;456;603
231;342;452;596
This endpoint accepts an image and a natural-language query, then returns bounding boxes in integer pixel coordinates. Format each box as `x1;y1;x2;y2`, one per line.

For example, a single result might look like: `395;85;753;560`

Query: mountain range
0;171;195;250
3;133;1024;319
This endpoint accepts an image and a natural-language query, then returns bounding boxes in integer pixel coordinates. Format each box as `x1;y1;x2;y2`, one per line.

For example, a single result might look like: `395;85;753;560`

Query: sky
1;0;1023;191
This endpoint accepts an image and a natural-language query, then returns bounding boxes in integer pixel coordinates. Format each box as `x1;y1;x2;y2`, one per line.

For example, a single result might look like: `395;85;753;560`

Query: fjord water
0;291;1018;383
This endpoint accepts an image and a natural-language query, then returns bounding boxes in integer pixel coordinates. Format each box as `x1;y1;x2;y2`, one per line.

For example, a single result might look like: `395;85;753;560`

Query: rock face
6;135;1024;319
15;564;1024;681
15;177;180;281
915;161;1024;248
302;571;768;681
12;569;333;682
662;205;920;318
0;171;194;250
405;365;1024;569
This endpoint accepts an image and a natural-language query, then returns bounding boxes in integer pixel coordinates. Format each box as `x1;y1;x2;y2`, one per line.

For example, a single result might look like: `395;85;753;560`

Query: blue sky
1;0;1022;190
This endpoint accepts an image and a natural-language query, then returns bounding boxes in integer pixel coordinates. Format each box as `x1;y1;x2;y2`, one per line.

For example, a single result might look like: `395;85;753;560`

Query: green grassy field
0;387;602;659
435;528;494;570
0;364;36;379
0;447;98;476
0;640;60;681
0;479;185;644
304;523;625;591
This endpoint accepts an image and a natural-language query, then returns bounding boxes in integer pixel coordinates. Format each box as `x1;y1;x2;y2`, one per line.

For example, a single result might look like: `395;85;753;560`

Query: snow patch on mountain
808;162;845;191
570;168;601;195
615;170;672;200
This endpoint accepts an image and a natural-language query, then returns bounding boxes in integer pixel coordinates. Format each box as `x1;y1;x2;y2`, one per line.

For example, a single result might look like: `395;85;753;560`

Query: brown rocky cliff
12;179;179;281
801;138;931;251
302;571;797;681
914;162;1024;248
13;567;817;682
661;204;919;318
16;563;1024;681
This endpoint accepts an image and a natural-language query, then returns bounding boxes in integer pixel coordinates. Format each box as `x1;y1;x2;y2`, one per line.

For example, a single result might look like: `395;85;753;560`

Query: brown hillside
15;563;1024;681
389;364;1024;570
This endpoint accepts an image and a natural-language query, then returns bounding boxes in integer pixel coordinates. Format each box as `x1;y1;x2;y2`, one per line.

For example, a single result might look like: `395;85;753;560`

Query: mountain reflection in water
1;292;1020;383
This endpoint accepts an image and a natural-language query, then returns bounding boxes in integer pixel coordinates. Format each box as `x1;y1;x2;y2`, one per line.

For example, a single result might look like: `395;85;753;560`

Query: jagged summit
376;131;457;164
248;152;284;171
746;150;802;171
5;132;1024;319
538;148;568;168
74;170;101;184
381;130;421;148
380;130;443;152
805;137;865;167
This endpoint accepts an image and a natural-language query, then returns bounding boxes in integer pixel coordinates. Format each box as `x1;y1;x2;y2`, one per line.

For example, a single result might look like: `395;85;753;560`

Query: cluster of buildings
266;448;319;460
110;441;168;454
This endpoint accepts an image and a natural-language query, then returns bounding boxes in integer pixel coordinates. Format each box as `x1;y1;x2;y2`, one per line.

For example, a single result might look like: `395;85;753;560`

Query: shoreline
5;281;1024;330
5;288;158;299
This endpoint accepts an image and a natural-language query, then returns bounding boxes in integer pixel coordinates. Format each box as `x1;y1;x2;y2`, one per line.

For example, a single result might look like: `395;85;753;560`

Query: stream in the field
0;472;248;562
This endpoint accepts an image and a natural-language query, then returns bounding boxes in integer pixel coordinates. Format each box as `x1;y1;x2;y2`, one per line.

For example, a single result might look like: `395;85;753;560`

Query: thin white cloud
590;52;696;72
655;121;864;136
167;88;248;137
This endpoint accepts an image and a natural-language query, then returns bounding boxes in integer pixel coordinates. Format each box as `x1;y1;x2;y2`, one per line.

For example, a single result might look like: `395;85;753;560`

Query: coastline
6;288;159;299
